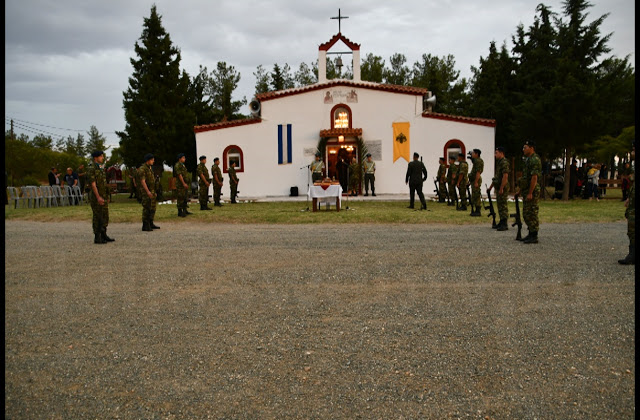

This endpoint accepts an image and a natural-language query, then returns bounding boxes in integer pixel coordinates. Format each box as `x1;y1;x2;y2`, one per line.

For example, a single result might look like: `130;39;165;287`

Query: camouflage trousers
448;182;457;202
471;179;482;208
365;174;375;193
213;185;222;204
198;183;209;206
496;185;510;220
141;193;157;222
438;180;447;200
230;184;238;202
90;199;109;235
176;187;187;210
523;188;540;233
458;184;467;204
626;207;635;246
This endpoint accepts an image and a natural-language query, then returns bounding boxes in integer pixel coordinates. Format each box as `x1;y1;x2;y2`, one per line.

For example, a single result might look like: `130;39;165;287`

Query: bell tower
318;9;361;82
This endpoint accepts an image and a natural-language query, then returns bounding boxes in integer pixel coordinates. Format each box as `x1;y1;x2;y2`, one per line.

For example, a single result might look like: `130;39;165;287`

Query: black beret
91;150;104;158
366;153;372;157
199;155;206;161
144;153;154;161
458;153;464;157
315;152;321;157
439;157;444;161
523;140;536;148
214;157;220;162
473;149;481;155
495;146;505;153
177;153;185;159
413;152;419;158
449;155;456;160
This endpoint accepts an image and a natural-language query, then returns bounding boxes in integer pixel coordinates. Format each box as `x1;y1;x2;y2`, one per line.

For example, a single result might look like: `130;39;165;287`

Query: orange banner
392;122;410;163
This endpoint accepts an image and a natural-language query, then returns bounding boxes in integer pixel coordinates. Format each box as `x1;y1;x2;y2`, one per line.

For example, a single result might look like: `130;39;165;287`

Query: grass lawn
5;190;628;224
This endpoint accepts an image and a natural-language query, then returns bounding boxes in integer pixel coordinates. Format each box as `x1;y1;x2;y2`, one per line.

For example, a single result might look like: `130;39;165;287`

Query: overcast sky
5;0;635;150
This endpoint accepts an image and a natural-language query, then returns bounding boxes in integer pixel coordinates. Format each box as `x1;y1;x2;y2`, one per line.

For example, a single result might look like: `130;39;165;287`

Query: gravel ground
4;220;635;419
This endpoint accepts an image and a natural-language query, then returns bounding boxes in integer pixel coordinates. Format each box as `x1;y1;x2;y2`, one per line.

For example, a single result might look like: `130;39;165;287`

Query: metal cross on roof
330;8;348;33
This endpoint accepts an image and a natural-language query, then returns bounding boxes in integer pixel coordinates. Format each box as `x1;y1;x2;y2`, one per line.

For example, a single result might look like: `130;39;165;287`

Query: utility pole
10;119;15;140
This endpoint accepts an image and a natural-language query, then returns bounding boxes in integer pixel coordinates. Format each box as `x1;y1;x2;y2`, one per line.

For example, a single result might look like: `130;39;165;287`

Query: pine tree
360;53;385;83
412;53;469;115
86;125;108;156
117;5;196;169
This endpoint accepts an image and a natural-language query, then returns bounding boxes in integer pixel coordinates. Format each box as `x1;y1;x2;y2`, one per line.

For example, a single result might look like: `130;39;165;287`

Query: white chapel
194;29;496;198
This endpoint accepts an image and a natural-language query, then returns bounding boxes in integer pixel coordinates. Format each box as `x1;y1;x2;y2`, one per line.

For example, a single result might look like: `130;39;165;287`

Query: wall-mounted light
338;135;344;142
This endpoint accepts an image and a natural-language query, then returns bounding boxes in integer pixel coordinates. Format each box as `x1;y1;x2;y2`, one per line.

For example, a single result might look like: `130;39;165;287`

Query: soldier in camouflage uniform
348;156;360;196
211;157;224;207
228;160;239;203
311;153;325;183
469;149;484;216
196;155;212;210
174;153;190;217
618;141;635;264
140;153;159;231
456;153;469;211
519;140;541;243
488;146;510;231
447;156;458;206
363;153;376;196
437;157;447;203
87;150;113;244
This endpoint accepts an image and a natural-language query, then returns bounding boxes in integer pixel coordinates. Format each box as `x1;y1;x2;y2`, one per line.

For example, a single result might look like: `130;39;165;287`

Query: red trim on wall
330;103;352;129
443;139;466;167
222;144;244;173
422;112;496;127
318;33;361;51
194;118;261;134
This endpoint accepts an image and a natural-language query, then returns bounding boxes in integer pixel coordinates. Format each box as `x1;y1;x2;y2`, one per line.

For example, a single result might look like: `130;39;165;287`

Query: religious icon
346;89;358;103
324;91;333;104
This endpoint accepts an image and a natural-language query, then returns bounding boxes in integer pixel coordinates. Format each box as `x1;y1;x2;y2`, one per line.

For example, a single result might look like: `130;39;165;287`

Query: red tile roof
319;128;363;138
318;32;361;51
422;111;496;127
194;118;261;133
255;80;429;102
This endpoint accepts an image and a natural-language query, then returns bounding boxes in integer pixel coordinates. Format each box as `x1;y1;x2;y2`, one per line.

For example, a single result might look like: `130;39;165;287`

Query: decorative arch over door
330;103;352;129
443;139;466;166
222;145;244;173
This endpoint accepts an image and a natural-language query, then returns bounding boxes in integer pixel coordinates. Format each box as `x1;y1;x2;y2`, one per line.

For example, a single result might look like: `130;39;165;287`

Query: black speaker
290;186;298;197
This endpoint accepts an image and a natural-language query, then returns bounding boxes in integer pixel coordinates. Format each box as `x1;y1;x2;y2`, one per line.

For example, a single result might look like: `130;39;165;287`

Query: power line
5;116;119;134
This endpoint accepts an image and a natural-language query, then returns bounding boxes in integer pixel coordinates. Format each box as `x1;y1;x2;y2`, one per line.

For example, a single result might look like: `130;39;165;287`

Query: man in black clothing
405;152;428;210
569;159;578;199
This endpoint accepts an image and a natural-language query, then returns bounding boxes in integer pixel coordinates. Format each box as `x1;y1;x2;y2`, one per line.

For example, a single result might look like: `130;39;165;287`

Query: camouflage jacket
437;163;446;180
86;162;107;198
447;163;457;183
457;161;469;185
139;164;155;193
228;166;239;186
174;161;188;189
211;164;223;186
196;163;210;184
470;157;484;181
492;157;510;189
520;153;541;193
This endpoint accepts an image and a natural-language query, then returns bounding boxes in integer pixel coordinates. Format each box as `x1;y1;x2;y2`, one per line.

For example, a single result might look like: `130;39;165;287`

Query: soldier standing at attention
211;157;223;207
519;140;541;243
228;160;239;203
405;152;428;210
469;149;484;216
437;157;447;203
618;141;635;264
311;153;325;183
447;156;458;206
456;153;469;211
488;146;510;231
140;153;160;231
363;153;376;196
87;150;113;244
174;153;190;217
197;156;212;210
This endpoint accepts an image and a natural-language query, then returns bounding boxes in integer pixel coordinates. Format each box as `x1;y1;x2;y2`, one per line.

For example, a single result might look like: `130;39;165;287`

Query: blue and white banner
277;124;292;165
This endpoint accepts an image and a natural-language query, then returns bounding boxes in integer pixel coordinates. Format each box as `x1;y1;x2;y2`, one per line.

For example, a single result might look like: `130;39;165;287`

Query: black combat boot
150;219;160;229
496;218;509;231
178;208;186;217
523;231;538;244
458;205;467;211
618;245;635;265
142;220;153;232
201;203;212;210
94;230;106;244
364;191;369;196
102;228;115;242
184;207;193;215
372;190;376;196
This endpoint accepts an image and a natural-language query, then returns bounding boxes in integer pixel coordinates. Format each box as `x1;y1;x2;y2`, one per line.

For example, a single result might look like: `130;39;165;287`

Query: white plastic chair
21;186;38;208
72;185;84;205
33;186;46;208
41;185;57;207
52;185;66;206
62;185;74;206
7;187;25;208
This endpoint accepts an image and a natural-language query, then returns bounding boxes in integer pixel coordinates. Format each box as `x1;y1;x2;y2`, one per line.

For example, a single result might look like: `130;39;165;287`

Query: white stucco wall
195;82;495;197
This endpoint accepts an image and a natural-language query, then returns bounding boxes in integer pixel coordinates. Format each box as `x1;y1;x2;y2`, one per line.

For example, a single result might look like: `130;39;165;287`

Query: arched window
222;145;244;173
443;139;466;166
330;104;352;129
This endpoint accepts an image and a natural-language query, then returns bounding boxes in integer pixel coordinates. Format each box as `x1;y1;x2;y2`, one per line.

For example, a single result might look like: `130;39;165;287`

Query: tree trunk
561;147;571;201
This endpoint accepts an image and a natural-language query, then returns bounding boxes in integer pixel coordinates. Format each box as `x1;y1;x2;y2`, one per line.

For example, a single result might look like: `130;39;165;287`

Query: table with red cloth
308;184;342;212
